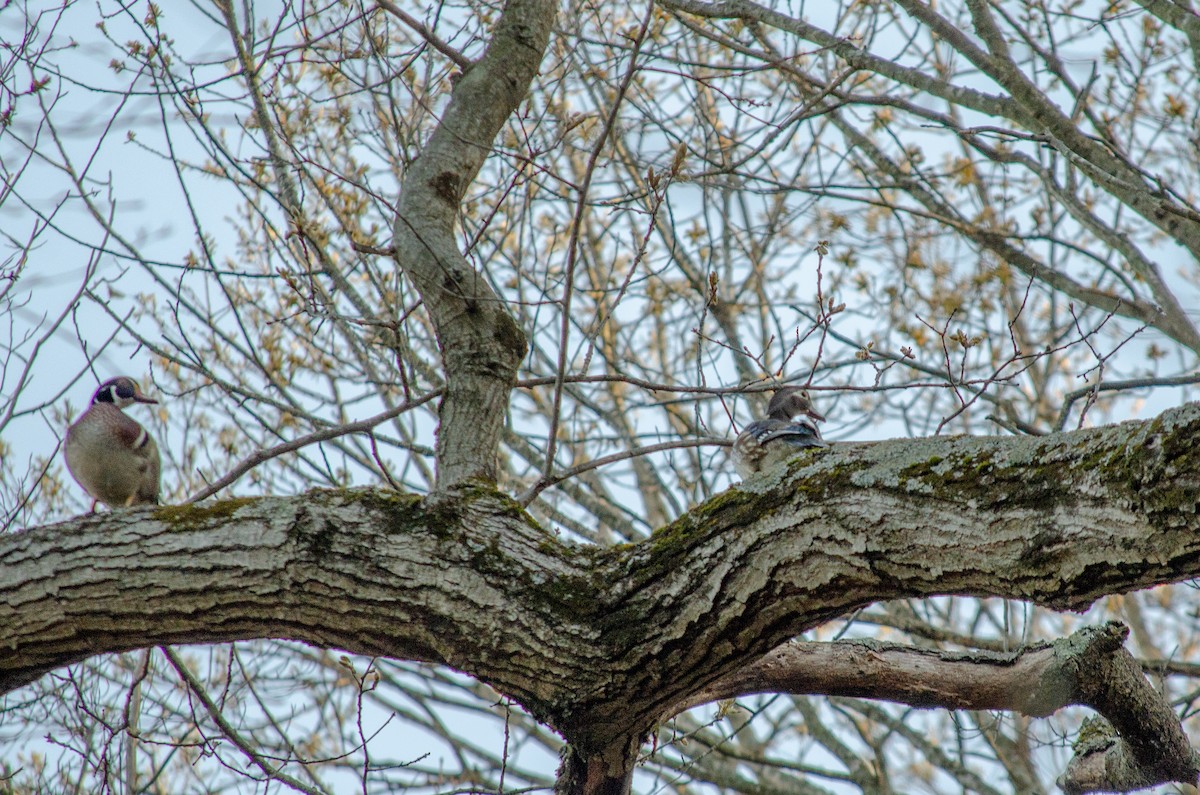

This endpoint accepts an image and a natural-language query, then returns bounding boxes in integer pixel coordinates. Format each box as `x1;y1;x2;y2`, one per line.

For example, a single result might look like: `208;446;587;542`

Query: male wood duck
65;376;161;509
732;386;826;479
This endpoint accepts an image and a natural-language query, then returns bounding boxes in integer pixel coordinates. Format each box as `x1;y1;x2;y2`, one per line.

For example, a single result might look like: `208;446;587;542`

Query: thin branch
188;391;439;502
163;646;330;795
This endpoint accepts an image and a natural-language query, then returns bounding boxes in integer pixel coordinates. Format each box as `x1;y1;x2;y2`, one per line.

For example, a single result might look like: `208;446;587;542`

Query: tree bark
557;736;642;795
5;402;1200;793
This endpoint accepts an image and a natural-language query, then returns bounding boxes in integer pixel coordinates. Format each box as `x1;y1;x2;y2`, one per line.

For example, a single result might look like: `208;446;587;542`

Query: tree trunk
558;737;641;795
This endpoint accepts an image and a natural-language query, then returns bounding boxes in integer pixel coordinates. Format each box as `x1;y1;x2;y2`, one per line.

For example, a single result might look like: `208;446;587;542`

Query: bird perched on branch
732;386;826;479
65;376;161;510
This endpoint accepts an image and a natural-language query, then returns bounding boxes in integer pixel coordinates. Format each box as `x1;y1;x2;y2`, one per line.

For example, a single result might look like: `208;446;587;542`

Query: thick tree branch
391;0;553;489
676;623;1199;792
5;403;1200;791
678;635;1075;716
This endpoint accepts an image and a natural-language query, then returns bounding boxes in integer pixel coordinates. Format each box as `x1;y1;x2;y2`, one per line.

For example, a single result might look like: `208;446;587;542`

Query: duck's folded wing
754;417;826;448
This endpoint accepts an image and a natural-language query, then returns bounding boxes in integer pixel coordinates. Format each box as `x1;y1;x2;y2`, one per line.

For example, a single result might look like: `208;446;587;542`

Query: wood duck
64;376;161;510
732;386;827;479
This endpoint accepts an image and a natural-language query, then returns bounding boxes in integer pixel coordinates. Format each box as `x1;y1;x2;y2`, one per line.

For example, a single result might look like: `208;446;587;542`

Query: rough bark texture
5;403;1200;792
391;0;552;489
1059;625;1200;793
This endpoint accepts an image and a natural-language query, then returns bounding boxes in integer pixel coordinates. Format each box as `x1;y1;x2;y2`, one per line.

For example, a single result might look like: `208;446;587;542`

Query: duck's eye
116;381;136;400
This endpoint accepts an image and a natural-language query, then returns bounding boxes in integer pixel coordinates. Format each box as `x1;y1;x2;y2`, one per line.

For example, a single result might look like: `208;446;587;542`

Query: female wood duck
732;386;826;479
65;376;161;509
